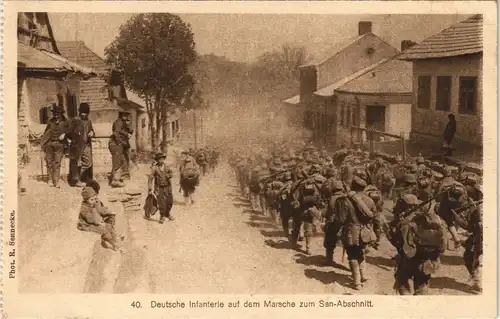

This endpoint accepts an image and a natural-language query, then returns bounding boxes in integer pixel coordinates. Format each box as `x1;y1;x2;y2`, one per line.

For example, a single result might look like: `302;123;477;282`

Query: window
459;76;478;114
436;76;452;111
340;104;345;127
327;115;335;132
66;93;77;118
39;105;50;124
346;106;351;127
141;118;146;129
417;76;431;109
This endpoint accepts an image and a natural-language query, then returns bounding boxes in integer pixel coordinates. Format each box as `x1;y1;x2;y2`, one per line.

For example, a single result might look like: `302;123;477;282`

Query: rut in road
112;164;474;295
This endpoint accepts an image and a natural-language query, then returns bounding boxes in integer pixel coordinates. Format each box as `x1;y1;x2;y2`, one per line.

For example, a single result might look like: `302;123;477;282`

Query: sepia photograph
3;2;497;318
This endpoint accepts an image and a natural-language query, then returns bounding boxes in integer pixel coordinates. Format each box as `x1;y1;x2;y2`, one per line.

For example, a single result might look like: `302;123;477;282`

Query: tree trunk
161;102;169;155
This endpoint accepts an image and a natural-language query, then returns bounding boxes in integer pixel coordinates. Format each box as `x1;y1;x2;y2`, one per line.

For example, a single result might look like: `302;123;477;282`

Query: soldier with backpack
437;177;468;247
291;166;326;254
322;180;346;266
278;171;296;240
387;193;448;295
148;152;175;223
341;176;378;290
266;171;286;226
179;156;200;206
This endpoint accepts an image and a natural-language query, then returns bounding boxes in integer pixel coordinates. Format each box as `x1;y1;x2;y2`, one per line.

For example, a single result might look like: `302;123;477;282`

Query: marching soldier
41;105;69;188
109;110;133;187
148;152;175;223
322;180;345;266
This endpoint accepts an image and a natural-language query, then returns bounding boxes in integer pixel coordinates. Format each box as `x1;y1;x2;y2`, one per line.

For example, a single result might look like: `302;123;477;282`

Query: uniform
109;111;133;187
40;106;68;188
148;153;175;223
323;180;345;265
278;172;295;238
389;194;448;295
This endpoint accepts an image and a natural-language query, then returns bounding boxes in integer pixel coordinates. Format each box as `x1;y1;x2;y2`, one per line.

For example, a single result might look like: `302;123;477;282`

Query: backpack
403;211;448;257
249;175;262;193
347;191;375;224
301;178;320;207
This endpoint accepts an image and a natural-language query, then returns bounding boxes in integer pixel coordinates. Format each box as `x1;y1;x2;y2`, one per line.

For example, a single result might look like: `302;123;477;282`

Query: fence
350;126;408;160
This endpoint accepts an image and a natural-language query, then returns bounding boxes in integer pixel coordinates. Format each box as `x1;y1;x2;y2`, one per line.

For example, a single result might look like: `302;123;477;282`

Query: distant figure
443;113;456;156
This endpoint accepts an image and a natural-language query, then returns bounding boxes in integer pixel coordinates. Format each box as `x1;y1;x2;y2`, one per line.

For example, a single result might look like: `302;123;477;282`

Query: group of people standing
41;103;133;189
229;144;483;294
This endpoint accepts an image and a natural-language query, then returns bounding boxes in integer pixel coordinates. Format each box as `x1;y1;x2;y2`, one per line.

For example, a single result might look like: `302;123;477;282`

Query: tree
254;43;309;83
105;13;197;153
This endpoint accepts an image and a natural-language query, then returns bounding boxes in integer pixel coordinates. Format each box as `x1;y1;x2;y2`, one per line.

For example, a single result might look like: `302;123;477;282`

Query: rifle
454;200;483;215
398;190;445;221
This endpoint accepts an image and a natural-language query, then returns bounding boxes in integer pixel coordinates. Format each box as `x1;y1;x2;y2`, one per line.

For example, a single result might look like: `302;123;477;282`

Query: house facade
398;14;483;149
284;20;409;147
17;12;95;177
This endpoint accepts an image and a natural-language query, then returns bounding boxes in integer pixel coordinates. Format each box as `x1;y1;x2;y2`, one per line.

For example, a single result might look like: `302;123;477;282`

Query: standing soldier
67;103;95;187
322;180;346;266
109;110;133;187
148;152;175;223
40;105;68;188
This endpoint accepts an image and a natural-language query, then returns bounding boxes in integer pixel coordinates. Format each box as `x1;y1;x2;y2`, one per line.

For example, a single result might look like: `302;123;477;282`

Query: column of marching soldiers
227;145;483;295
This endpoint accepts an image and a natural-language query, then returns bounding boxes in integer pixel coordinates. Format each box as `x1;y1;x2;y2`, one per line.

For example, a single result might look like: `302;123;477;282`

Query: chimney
401;40;417;52
358;21;372;36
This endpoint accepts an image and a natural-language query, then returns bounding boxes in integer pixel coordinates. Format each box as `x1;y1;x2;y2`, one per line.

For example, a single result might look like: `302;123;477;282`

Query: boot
111;180;125;188
159;216;166;224
349;260;362;290
304;236;312;255
324;248;334;266
449;226;463;248
167;215;175;221
359;260;370;283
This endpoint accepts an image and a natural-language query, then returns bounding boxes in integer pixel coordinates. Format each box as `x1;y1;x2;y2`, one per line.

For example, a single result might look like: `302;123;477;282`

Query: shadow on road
440;253;465;266
366;255;394;272
260;229;284;238
245;221;276;229
295;254;352;272
304;268;352;288
431;276;476;294
264;239;292;250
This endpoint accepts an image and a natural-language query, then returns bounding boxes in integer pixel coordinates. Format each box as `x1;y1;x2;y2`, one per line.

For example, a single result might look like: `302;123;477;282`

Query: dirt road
112;164;476;295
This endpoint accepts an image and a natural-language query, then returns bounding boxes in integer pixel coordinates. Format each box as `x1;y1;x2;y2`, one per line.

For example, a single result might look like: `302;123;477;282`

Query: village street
18;152;475;296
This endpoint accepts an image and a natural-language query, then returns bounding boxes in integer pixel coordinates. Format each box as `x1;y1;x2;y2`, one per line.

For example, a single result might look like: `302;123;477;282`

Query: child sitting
77;186;118;250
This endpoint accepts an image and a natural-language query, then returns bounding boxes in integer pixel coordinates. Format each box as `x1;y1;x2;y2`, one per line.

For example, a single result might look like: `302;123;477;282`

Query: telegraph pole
193;109;198;150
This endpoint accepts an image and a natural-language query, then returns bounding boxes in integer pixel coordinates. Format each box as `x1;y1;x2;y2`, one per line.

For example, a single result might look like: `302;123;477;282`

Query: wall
386;103;412;138
317;34;399;90
412;54;482;147
335;92;412;146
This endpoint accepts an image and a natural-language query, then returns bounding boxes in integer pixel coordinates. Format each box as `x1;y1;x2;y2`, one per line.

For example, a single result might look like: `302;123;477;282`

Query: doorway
366;104;386;141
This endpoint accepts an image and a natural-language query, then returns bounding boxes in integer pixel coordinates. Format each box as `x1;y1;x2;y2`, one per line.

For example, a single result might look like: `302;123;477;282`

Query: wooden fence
350;126;408;161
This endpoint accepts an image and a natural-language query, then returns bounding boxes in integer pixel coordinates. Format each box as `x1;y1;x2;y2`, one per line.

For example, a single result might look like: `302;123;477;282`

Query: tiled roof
300;34;368;67
57;41;110;75
314;59;390;96
18;42;96;76
283;94;300;105
398;14;483;60
336;59;412;94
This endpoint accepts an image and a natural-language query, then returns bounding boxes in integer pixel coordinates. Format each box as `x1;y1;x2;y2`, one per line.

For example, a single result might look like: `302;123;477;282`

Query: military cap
463;173;479;186
400;193;422;206
353;159;361;165
325;167;336;177
403;174;417;184
311;164;322;171
252;166;261;172
331;180;344;191
352;176;367;188
118;109;131;116
432;171;444;180
51;105;65;113
154;152;167;160
416;156;425;165
79;102;90;114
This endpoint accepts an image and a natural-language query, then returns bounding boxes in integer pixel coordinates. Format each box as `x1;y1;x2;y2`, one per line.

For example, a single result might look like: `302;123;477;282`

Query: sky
48;13;468;63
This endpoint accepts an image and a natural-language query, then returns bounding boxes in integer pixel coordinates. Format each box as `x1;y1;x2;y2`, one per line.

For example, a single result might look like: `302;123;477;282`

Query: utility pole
193;109;198;150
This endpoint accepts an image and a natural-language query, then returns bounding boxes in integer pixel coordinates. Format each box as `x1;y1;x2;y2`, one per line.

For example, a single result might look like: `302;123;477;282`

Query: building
284;20;413;147
398;14;483;149
17;12;96;176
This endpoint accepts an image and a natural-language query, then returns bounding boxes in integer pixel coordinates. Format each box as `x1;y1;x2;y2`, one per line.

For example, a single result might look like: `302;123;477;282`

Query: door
366;105;386;141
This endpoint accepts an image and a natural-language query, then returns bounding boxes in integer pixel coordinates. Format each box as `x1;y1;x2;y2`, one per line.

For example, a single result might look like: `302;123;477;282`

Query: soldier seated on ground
77;186;119;251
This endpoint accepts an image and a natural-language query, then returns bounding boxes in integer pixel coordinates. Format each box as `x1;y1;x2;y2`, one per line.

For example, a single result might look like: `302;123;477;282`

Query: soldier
278;171;295;239
109;110;133;188
341;176;378;290
387;194;448;295
293;165;326;254
148;152;175;223
249;166;262;211
322;180;346;266
266;171;285;225
66;102;95;187
40;105;68;188
437;176;468;247
364;184;386;249
400;174;419;196
452;193;482;292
